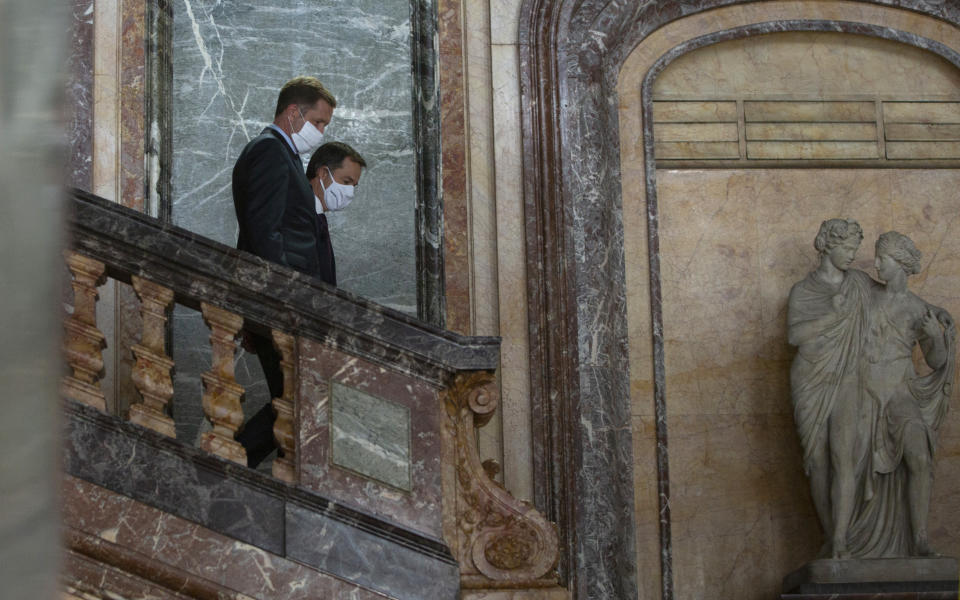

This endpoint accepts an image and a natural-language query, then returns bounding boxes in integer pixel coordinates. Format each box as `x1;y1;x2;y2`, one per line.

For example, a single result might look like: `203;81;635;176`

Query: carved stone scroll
200;303;246;464
445;371;561;589
128;276;176;437
61;251;108;410
271;330;297;482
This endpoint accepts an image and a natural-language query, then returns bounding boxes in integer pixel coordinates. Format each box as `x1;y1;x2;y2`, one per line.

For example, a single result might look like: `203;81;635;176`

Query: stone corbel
446;371;562;590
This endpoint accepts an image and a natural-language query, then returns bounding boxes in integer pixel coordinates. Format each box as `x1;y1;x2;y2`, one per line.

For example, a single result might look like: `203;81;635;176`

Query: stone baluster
128;276;176;437
200;303;246;464
271;330;297;482
61;251;108;410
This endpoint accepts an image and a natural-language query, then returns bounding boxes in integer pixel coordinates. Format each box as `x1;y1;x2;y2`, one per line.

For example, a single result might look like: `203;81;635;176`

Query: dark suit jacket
232;127;322;277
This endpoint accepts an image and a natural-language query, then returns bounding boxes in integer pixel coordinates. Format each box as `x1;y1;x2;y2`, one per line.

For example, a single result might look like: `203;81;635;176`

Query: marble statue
788;221;956;559
788;219;874;558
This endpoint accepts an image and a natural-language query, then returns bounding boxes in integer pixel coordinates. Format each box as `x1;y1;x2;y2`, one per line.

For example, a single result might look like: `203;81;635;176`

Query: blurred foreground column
0;0;69;598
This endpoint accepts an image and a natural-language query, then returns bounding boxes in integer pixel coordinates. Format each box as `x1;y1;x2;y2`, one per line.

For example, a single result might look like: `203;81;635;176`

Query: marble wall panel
120;0;146;213
68;0;94;190
489;0;522;45
330;381;413;491
297;338;444;537
615;7;960;599
62;475;392;599
491;42;535;502
654;32;960;99
463;590;571;600
65;550;193;600
439;0;471;335
652;168;960;599
169;1;422;442
171;0;417;313
464;0;506;483
92;0;119;201
286;503;459;600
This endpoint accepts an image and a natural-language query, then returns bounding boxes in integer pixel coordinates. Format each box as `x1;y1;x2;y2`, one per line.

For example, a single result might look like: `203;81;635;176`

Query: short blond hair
274;76;337;117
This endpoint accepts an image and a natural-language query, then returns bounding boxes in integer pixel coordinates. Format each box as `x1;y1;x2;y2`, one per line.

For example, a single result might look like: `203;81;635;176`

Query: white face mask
319;166;355;212
290;107;324;155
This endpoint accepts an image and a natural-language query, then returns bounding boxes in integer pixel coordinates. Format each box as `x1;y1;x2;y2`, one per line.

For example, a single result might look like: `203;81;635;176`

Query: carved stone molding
519;2;960;598
199;302;246;464
446;371;561;588
128;275;175;437
271;329;297;482
62;251;108;410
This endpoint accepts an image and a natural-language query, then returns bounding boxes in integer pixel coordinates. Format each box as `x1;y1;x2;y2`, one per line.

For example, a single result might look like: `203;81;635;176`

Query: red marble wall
439;0;472;335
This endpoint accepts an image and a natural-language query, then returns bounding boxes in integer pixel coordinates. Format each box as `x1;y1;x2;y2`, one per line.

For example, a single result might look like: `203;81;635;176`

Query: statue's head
814;219;863;255
875;231;922;276
814;219;863;271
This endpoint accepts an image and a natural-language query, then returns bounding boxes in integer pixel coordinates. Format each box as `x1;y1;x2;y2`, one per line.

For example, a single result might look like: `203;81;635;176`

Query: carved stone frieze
199;302;246;464
128;275;176;437
445;371;561;588
271;329;297;482
62;251;108;410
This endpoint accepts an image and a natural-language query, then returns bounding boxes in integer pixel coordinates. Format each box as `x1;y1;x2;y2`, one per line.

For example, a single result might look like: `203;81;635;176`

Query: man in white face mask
231;76;337;468
304;141;367;286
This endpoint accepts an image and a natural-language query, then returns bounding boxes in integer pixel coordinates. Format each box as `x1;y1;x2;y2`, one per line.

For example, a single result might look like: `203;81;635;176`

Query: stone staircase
60;189;567;599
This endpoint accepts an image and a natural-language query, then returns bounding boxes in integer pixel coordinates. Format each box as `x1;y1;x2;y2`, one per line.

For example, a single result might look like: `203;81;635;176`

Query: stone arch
518;2;960;598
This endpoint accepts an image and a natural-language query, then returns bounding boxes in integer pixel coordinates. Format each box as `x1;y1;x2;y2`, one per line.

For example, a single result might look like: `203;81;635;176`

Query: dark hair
306;142;367;179
274;76;337;118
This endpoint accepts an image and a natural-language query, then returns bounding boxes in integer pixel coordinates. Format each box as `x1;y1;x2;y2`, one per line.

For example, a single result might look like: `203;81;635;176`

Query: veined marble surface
331;381;412;491
171;0;417;313
170;0;420;442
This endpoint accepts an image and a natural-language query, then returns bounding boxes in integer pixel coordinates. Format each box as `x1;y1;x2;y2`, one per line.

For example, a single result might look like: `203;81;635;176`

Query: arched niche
519;2;960;599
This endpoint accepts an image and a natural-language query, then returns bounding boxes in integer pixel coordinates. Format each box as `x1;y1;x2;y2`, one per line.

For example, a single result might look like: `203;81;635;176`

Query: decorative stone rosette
446;371;560;588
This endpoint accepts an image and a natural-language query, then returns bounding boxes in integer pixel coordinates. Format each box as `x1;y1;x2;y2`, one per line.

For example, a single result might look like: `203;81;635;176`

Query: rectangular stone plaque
746;122;876;141
884;101;960;123
746;140;879;160
744;101;876;122
655;141;740;160
885;123;960;141
886;141;960;159
330;381;412;491
654;122;739;142
652;101;737;122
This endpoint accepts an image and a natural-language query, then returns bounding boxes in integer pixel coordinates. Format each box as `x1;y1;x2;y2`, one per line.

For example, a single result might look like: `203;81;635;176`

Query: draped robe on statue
788;268;873;477
789;267;955;557
847;298;956;557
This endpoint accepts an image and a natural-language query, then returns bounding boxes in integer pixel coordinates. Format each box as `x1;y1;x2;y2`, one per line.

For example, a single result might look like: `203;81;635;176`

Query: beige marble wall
464;0;534;502
93;0;121;409
654;31;960;99
619;4;960;599
657;168;960;597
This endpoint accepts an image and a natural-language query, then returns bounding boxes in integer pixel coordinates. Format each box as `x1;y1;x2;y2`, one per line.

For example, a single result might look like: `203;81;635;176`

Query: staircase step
63;400;459;600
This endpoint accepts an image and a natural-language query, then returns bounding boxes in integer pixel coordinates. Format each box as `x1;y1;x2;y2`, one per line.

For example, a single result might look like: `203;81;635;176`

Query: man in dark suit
232;76;336;467
304;141;367;286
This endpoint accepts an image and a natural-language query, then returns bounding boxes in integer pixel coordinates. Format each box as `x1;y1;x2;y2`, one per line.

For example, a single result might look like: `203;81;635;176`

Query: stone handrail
62;188;563;592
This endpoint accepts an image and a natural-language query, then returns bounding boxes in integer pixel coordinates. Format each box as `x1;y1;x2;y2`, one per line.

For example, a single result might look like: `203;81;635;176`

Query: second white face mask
323;166;355;211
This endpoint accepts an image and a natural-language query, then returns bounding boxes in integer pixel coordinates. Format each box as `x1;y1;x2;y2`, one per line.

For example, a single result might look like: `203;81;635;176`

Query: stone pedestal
782;557;959;598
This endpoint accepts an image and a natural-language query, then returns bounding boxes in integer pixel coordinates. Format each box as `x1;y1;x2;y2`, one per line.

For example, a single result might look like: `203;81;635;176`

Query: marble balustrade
61;187;566;595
